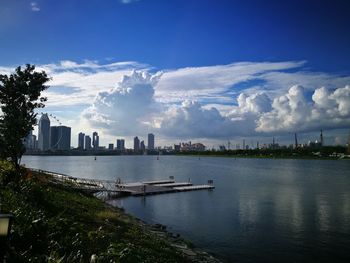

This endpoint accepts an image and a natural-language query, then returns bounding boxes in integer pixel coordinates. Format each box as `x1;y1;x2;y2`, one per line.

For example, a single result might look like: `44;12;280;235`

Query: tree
0;64;49;169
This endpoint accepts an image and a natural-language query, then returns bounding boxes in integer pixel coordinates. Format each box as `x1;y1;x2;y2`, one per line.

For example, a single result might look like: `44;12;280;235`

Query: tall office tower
140;140;145;151
320;129;324;146
294;133;298;149
116;139;125;150
92;132;99;149
78;132;85;149
38;113;50;151
148;133;155;150
108;144;114;150
32;135;38;149
50;126;71;150
24;130;33;149
85;135;92;150
134;136;140;151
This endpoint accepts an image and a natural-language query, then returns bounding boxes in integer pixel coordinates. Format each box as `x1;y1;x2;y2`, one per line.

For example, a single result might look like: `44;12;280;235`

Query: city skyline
1;1;349;147
26;113;349;150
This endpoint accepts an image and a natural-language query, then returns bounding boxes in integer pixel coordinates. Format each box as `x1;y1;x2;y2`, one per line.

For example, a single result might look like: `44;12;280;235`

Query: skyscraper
116;139;125;151
148;133;155;150
38;113;50;151
85;135;92;150
140;140;145;151
23;130;33;150
50;126;71;150
92;132;99;149
78;132;85;149
134;136;140;151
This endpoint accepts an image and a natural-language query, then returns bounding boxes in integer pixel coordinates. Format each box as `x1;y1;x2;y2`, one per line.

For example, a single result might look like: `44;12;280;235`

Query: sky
0;0;350;148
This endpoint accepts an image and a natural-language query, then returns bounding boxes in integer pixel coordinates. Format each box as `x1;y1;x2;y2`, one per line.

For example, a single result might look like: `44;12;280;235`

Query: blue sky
1;0;350;147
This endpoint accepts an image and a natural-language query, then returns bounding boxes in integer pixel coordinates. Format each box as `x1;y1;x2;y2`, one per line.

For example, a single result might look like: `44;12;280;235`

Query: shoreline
23;152;350;161
0;162;221;262
105;200;221;263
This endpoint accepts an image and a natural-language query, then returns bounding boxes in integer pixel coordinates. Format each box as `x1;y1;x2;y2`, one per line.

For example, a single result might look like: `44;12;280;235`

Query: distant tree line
178;145;348;159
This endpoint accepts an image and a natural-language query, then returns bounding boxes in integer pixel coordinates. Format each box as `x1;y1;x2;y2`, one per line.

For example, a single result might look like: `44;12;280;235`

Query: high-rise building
116;139;125;151
134;136;140;151
85;135;92;150
32;135;38;149
148;133;155;150
78;132;85;149
108;143;114;150
23;130;33;150
38;113;50;151
140;140;145;151
50;126;71;150
320;129;324;146
92;132;99;149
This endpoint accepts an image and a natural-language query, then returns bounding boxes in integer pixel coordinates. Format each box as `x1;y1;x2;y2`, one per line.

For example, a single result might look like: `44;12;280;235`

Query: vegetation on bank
0;160;193;262
177;145;350;159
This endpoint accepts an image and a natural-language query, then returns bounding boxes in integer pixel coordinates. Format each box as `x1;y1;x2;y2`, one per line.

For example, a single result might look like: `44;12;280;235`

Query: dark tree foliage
0;64;49;168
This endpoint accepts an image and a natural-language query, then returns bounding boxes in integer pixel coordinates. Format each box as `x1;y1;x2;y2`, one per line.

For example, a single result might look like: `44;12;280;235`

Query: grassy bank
0;160;214;262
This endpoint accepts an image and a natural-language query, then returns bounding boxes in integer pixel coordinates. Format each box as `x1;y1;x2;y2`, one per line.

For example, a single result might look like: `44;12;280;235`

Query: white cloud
119;0;140;4
155;61;305;104
1;60;350;146
256;85;350;133
30;2;40;12
82;71;162;135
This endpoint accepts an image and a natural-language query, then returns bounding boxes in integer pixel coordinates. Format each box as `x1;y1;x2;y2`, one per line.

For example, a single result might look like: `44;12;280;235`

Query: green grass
0;160;192;263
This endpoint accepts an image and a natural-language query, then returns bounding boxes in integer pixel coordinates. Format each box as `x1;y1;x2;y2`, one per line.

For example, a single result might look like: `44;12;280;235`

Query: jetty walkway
30;168;215;198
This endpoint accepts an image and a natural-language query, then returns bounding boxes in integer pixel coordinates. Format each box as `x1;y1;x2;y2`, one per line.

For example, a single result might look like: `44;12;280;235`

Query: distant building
174;144;181;152
78;132;85;149
140;140;145;151
180;142;206;152
108;143;114;150
219;145;226;151
23;130;34;150
50;126;71;150
85;135;92;150
38;113;50;151
92;132;99;149
116;139;125;151
148;133;155;150
134;136;140;151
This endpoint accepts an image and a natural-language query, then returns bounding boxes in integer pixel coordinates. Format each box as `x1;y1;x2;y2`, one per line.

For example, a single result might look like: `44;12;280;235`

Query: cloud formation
256;85;350;133
30;2;40;12
82;71;161;135
1;60;350;145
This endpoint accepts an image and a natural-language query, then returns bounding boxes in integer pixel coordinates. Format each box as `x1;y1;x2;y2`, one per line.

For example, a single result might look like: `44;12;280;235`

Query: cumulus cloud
158;85;350;139
1;59;350;145
256;85;350;133
159;101;236;138
82;71;161;135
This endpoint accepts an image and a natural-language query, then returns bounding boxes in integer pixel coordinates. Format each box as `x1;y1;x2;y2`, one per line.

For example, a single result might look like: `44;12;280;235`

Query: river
22;155;350;262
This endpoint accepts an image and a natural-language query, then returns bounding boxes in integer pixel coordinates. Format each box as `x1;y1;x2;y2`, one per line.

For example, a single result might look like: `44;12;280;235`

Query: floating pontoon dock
30;168;215;198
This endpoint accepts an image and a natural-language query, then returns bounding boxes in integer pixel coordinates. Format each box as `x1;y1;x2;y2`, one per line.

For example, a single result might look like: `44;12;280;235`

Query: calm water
22;155;350;262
